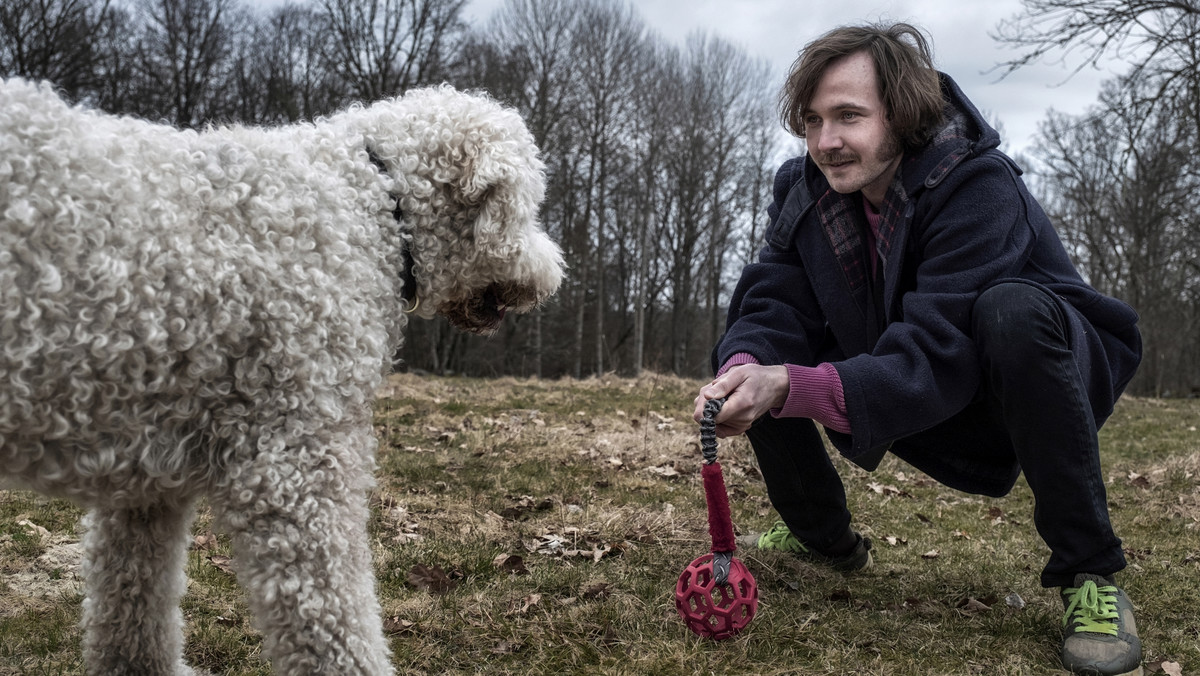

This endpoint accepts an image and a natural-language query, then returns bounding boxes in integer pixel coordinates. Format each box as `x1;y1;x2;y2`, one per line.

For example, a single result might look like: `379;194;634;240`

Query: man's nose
815;126;842;154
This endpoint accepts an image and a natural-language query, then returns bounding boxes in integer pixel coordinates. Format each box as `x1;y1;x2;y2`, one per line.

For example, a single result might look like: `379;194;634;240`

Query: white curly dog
0;77;563;675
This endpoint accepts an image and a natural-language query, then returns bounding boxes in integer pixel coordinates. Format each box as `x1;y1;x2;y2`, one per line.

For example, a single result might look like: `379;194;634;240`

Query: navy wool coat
713;74;1141;490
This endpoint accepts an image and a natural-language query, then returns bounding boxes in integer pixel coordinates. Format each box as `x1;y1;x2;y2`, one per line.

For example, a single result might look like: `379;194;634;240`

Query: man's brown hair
781;22;945;151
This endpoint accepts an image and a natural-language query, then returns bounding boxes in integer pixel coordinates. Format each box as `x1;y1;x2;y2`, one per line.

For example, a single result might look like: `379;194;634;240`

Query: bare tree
653;33;774;374
997;0;1200;396
1035;73;1200;395
318;0;466;102
469;0;579;378
993;1;1200;76
127;0;240;127
227;4;344;124
994;1;1200;143
622;43;677;375
553;0;647;377
0;0;119;100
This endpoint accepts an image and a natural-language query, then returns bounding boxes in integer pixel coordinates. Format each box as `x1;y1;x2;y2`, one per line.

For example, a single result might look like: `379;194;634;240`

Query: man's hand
692;364;789;437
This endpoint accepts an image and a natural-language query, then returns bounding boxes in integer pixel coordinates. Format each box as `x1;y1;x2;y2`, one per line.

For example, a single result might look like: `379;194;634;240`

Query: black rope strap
700;397;726;465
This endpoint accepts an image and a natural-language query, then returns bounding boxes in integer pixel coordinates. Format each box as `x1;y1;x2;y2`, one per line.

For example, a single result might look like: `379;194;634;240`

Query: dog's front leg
79;500;200;676
214;430;393;675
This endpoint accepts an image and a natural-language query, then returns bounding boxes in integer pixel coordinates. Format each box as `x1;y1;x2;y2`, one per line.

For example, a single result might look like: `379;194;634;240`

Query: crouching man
695;22;1143;676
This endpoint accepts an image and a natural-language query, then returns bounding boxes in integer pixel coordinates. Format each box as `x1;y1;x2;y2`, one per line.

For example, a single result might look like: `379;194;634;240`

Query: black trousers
746;282;1126;587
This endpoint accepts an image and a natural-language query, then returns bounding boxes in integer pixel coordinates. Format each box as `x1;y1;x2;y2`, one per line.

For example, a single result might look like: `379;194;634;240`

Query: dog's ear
457;124;546;242
465;161;526;243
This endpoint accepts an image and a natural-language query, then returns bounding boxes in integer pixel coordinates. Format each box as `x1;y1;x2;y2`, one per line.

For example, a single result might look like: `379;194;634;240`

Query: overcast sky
464;0;1132;161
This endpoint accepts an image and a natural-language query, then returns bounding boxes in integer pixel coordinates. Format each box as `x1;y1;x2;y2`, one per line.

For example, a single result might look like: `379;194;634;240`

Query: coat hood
901;72;1004;195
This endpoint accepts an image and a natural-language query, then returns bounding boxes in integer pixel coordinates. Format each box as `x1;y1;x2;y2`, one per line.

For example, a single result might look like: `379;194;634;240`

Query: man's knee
972;282;1068;365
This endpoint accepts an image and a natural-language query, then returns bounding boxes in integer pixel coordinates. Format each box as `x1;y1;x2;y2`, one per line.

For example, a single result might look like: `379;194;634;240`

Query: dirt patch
1;537;83;617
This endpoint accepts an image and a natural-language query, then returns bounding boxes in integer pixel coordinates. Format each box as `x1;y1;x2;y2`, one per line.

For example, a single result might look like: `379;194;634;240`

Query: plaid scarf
815;172;909;294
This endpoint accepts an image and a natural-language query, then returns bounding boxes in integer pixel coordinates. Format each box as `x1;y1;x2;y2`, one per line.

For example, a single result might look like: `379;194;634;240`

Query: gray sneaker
738;521;872;572
1060;573;1143;676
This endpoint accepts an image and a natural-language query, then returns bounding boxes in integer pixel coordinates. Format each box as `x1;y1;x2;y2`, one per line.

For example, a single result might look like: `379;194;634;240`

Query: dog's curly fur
0;77;563;675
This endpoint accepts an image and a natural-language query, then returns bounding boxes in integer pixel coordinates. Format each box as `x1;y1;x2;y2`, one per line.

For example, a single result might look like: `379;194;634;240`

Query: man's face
804;50;903;208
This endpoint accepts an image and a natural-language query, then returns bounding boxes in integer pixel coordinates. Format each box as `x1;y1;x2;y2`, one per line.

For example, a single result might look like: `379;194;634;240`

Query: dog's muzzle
440;282;547;335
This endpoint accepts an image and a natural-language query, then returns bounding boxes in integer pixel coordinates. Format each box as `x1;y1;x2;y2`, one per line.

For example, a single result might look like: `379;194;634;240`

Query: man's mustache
819;152;858;164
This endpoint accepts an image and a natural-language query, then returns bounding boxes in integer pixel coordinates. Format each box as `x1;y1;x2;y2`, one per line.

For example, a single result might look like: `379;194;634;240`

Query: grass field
2;373;1197;675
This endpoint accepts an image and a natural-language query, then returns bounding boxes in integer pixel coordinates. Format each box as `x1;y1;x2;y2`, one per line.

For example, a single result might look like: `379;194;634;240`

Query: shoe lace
1062;580;1120;636
757;521;808;554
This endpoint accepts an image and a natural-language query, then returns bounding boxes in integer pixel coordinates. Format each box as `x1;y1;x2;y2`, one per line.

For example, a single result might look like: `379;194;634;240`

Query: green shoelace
1062;579;1120;636
757;521;808;554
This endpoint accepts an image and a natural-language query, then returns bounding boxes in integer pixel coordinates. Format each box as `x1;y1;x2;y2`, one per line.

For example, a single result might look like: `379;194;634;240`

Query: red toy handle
702;461;736;553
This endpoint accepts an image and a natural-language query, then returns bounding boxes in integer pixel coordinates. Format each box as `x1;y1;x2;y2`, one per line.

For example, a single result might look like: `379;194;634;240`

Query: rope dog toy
674;397;758;639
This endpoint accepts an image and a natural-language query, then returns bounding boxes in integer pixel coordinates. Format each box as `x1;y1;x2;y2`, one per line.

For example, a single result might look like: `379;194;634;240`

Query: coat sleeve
712;158;827;373
833;152;1038;457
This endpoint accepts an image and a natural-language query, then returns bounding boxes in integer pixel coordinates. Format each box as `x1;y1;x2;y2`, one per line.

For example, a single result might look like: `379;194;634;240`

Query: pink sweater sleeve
716;355;852;434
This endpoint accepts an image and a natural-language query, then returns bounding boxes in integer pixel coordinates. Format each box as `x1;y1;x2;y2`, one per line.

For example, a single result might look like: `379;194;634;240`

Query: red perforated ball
674;553;758;640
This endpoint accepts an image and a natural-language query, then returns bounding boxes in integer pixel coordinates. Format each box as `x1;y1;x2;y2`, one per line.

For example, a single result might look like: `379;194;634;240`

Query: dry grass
1;374;1197;675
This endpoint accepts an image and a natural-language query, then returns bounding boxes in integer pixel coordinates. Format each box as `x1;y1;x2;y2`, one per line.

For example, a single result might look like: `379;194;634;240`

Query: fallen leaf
507;593;542;616
490;640;523;655
408;563;457;594
957;597;991;613
530;534;565;554
493;553;529;575
921;549;940;559
647;464;679;478
1128;471;1152;489
1147;661;1185;676
1124;547;1152;561
867;482;911;497
1005;592;1026;609
649;411;675;430
207;555;236;575
383;616;415;635
884;535;907;546
582;582;611;600
192;533;219;550
624;526;658;544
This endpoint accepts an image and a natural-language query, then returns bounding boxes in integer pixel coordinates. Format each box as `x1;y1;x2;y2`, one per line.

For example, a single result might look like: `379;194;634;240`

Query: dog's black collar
367;147;418;307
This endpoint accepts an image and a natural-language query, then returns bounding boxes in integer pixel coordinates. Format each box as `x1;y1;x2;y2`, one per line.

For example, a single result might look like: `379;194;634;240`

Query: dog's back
0;79;398;504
